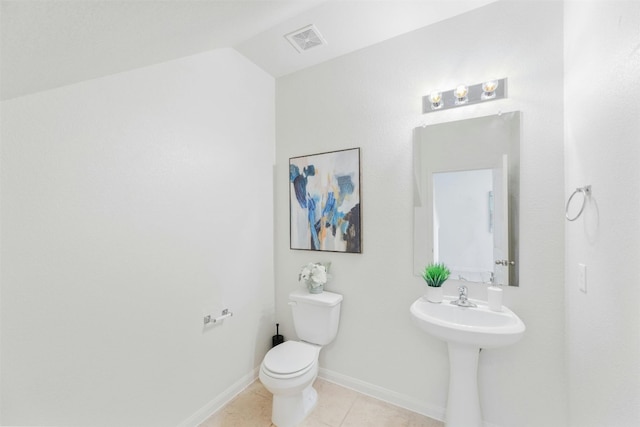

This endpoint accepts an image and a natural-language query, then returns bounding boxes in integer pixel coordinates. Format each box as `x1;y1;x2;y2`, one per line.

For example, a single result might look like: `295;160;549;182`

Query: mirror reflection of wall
433;169;494;283
414;112;520;286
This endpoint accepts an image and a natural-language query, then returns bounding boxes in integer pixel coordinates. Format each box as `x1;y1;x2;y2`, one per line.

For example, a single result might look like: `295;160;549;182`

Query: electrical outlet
578;263;587;293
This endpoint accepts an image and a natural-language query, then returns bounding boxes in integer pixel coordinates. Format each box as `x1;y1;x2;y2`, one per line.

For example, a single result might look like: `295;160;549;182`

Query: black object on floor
272;323;284;347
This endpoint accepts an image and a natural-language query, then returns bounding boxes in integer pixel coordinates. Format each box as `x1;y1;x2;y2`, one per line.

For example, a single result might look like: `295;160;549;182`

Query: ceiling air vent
284;24;327;53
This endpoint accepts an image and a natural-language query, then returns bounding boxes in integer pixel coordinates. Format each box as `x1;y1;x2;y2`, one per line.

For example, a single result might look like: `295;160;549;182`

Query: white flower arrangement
299;262;330;292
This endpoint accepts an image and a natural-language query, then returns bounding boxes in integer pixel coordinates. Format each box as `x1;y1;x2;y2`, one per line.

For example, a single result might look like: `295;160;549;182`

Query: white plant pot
426;286;443;303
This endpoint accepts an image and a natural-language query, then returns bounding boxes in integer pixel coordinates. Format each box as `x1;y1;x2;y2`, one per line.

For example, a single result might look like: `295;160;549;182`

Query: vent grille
285;24;326;53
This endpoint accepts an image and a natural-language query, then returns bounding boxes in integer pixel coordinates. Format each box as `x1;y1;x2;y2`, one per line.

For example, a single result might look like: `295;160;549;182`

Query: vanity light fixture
422;78;507;114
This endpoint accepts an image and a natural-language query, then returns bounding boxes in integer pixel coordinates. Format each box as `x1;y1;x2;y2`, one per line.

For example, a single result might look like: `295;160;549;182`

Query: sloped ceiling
0;0;496;100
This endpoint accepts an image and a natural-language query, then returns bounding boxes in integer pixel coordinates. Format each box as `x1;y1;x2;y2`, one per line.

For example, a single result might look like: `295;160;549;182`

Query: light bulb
429;91;443;109
482;79;499;100
454;84;468;105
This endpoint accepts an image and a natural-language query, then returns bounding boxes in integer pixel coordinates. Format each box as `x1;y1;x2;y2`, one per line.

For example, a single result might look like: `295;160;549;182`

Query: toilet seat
262;341;318;379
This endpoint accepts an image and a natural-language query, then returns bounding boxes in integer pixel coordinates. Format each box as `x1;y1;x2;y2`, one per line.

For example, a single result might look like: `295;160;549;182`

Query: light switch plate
578;263;587;293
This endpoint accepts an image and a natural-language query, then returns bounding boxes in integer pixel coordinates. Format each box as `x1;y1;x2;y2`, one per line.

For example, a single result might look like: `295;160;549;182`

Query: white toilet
259;289;343;427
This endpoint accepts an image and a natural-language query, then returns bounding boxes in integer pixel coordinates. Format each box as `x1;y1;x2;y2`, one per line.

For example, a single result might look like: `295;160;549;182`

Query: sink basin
410;296;526;348
410;295;526;427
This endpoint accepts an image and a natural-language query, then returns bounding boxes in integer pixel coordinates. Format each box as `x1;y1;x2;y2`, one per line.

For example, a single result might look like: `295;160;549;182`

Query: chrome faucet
450;285;477;308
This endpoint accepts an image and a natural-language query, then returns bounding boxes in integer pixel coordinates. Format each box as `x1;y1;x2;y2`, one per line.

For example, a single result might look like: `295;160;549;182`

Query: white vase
308;283;324;294
426;286;443;303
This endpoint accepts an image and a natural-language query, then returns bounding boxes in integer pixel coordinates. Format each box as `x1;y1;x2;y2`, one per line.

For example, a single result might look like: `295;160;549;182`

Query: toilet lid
263;341;317;375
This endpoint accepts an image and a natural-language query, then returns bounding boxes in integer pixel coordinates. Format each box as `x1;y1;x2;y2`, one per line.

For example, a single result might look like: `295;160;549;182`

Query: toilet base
272;384;318;427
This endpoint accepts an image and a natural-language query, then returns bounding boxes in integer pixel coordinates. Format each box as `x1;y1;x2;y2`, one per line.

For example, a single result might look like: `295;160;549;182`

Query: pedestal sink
410;295;525;427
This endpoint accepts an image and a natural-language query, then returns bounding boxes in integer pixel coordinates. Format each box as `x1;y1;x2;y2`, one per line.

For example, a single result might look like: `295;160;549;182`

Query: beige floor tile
341;394;433;427
199;385;273;427
246;378;272;399
407;411;445;427
299;416;334;427
200;378;443;427
303;378;360;427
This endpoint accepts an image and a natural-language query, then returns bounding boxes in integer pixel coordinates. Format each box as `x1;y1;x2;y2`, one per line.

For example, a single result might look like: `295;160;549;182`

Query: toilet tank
289;289;343;346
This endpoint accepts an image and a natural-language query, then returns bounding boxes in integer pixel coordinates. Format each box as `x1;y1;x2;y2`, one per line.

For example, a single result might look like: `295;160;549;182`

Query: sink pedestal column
446;342;482;427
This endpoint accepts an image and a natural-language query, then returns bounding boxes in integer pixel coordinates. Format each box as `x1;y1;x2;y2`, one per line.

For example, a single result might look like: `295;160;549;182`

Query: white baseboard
317;367;446;422
177;367;259;427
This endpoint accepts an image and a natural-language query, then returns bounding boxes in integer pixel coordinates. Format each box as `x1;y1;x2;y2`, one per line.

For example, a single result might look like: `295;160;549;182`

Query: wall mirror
413;111;521;286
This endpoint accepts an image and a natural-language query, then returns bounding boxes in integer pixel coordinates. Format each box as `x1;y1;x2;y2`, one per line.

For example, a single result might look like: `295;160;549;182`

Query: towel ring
565;185;591;221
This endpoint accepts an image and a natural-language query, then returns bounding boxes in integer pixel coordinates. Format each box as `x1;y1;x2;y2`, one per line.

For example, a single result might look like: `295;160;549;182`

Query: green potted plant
422;262;450;303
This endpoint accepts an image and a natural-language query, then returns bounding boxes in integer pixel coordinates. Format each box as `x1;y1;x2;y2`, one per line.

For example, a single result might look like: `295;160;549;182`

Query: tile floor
199;378;444;427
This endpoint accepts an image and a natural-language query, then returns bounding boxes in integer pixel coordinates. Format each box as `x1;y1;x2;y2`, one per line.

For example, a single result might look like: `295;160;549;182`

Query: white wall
0;48;275;426
565;2;640;426
275;2;566;426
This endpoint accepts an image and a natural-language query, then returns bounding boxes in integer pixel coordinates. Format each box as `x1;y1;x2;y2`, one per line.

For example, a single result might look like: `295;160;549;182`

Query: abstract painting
289;148;361;253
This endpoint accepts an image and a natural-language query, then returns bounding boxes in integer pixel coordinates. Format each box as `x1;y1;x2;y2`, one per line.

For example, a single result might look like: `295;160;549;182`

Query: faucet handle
450;285;477;308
